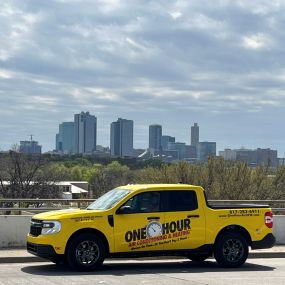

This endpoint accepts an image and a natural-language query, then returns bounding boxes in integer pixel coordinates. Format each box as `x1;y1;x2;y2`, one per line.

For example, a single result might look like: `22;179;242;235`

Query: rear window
165;190;198;212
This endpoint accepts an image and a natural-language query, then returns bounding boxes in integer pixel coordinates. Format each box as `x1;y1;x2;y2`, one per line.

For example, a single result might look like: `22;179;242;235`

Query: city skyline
1;1;285;154
0;112;283;155
18;112;279;167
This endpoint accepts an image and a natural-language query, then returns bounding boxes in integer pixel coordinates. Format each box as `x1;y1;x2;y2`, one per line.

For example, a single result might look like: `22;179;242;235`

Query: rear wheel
214;232;248;268
67;233;106;271
187;253;211;262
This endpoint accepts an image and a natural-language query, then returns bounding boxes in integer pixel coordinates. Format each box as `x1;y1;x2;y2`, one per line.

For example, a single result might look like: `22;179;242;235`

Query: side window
166;191;198;212
121;191;161;213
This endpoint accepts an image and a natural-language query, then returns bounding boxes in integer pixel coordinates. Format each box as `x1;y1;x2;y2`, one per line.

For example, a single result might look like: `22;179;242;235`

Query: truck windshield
87;188;130;210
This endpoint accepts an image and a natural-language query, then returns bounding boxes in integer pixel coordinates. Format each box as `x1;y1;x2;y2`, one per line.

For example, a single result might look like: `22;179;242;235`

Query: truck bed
207;203;269;209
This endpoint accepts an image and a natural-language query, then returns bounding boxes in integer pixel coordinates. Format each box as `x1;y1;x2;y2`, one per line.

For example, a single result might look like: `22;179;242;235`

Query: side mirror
116;205;133;214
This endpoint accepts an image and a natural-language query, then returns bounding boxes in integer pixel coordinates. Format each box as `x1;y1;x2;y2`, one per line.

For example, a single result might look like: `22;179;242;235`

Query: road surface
1;258;285;285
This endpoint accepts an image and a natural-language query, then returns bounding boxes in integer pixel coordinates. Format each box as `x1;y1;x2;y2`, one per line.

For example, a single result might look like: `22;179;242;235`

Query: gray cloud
1;0;285;153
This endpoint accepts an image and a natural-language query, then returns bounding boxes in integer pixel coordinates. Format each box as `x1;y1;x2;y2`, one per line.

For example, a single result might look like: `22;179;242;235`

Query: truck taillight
265;211;273;228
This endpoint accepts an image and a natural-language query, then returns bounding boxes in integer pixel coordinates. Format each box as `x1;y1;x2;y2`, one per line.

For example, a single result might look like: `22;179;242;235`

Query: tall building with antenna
19;135;42;154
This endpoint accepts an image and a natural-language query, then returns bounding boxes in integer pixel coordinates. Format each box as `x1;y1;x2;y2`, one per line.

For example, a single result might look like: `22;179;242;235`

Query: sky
1;0;285;155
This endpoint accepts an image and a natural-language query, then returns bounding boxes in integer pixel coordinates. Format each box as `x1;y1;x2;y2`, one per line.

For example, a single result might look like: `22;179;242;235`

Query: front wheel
67;233;106;271
214;232;248;268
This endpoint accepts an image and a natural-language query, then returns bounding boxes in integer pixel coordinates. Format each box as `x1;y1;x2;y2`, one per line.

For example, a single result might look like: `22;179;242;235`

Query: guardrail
0;199;95;215
0;199;285;215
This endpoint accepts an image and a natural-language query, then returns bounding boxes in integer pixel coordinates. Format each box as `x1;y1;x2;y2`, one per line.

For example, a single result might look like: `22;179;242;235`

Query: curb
249;252;285;259
0;256;45;263
0;252;284;264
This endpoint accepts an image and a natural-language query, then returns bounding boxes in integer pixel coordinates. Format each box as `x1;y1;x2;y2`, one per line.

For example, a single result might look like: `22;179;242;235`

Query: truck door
113;191;165;253
162;190;206;250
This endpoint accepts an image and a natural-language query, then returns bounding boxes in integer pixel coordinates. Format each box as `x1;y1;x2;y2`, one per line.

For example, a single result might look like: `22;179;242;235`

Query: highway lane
0;258;284;285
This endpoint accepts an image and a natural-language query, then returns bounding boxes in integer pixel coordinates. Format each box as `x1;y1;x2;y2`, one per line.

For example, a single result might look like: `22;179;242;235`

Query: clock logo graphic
146;221;163;238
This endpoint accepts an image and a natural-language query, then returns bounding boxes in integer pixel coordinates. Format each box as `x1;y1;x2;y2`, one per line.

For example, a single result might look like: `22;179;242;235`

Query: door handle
187;215;200;218
147;216;160;220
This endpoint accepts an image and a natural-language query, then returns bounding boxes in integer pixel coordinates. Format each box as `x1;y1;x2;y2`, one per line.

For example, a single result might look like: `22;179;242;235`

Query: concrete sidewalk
0;246;284;263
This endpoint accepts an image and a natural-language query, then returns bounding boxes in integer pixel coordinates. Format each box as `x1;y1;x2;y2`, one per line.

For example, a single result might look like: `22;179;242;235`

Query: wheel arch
214;225;252;246
65;228;110;256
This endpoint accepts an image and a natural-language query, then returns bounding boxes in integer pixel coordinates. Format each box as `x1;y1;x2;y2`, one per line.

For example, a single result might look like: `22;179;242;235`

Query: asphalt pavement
1;258;285;285
0;246;284;263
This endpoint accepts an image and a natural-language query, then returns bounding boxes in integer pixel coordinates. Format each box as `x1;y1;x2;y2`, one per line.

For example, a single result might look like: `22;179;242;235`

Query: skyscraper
73;112;97;154
56;122;74;154
191;123;199;147
149;124;162;151
110;118;133;157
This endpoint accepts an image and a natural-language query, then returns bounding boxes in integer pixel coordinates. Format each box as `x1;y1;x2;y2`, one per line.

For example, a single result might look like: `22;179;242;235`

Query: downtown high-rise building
149;124;162;151
191;123;199;147
19;140;42;154
110;118;133;157
74;112;97;154
198;141;216;161
161;135;175;150
190;122;199;158
56;122;74;154
168;142;186;160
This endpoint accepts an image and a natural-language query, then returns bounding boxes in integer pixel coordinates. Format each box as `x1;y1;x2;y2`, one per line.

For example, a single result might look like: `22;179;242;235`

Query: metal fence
0;199;94;215
0;199;285;215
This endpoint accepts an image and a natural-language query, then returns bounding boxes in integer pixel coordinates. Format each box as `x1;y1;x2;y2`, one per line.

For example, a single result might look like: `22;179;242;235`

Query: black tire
214;232;248;268
187;253;211;262
67;233;106;271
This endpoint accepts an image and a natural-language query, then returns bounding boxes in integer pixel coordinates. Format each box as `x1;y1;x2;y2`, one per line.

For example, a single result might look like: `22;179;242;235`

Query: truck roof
117;184;204;192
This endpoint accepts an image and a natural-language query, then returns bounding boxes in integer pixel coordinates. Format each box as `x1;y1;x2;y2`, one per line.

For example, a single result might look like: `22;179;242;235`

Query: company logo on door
125;218;191;249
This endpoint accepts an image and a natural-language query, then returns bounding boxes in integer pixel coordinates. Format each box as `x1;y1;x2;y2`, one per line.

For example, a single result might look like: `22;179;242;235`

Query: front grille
30;219;43;237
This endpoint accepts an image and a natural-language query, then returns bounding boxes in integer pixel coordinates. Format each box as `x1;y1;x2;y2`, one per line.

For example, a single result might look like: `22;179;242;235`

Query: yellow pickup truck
27;184;275;271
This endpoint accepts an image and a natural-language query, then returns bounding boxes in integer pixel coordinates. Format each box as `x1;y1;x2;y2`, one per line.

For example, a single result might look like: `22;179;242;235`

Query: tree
80;162;132;198
0;152;62;199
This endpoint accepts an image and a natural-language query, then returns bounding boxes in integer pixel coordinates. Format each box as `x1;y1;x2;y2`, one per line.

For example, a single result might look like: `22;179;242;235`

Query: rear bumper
27;242;63;262
251;233;276;250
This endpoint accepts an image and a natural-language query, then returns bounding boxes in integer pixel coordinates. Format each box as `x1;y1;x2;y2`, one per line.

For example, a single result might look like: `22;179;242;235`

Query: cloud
242;33;273;49
0;70;13;79
0;0;285;153
169;11;182;20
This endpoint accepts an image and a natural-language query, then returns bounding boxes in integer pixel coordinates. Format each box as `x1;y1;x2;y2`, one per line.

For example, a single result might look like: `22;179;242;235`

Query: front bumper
27;242;63;262
251;233;276;250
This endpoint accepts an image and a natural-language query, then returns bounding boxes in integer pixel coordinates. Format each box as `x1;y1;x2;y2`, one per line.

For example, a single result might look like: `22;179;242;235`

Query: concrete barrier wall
273;215;285;245
0;216;31;248
0;215;284;248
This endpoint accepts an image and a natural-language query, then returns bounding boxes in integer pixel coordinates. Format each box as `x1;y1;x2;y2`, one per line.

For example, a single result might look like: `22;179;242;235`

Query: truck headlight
41;221;61;235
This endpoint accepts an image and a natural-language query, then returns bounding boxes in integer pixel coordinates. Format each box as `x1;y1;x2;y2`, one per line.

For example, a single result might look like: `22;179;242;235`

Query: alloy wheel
75;240;100;265
222;238;244;262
